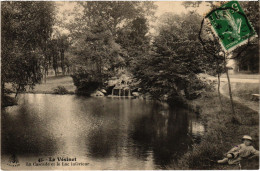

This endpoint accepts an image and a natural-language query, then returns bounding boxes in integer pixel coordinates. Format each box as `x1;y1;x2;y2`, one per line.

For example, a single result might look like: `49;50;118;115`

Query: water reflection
128;106;194;168
2;103;57;155
2;94;204;169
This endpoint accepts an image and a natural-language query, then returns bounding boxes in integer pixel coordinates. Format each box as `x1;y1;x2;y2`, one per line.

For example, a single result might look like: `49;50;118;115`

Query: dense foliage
235;1;259;73
133;12;214;104
62;2;156;93
71;68;106;95
1;1;258;104
183;1;259;73
1;2;55;95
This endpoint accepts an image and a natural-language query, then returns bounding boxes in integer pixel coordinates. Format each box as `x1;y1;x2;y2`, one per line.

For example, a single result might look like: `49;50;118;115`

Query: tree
50;39;60;76
57;2;157;94
77;2;156;36
117;16;151;68
197;1;259;117
233;1;259;73
183;1;259;73
133;12;213;105
62;1;156;69
1;2;55;96
56;35;70;75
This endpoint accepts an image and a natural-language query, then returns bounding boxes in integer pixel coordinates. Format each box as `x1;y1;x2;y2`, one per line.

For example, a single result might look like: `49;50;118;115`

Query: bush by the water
2;95;18;107
71;68;106;96
53;86;69;94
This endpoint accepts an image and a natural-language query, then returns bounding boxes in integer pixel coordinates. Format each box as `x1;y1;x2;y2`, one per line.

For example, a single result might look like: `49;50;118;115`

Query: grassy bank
169;92;259;170
223;82;259;102
29;75;76;94
5;75;76;95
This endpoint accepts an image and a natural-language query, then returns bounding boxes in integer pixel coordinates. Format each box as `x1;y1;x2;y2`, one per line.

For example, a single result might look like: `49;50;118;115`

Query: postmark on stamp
207;1;257;52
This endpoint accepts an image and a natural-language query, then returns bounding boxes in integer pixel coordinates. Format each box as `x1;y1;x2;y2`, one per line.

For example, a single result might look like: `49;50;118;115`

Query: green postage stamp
207;1;257;52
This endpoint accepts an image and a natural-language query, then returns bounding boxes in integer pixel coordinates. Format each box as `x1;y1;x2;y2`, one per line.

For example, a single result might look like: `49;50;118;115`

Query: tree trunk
54;68;57;77
217;72;223;112
67;66;70;75
61;51;65;75
15;84;21;98
216;58;223;112
44;69;47;83
60;49;65;76
224;62;236;117
1;81;5;99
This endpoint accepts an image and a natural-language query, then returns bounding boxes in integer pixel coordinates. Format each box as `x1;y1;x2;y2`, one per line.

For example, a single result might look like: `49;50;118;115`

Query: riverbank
170;91;259;170
2;76;76;107
4;75;76;94
28;75;76;94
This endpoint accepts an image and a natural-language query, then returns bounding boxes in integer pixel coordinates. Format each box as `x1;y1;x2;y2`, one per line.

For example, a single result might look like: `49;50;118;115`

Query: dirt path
202;73;259;112
219;83;258;112
207;76;259;83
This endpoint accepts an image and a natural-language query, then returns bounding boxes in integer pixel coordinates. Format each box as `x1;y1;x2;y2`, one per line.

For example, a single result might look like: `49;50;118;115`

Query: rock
144;93;152;100
132;92;139;97
180;90;185;96
90;91;104;97
162;94;168;101
100;89;107;94
108;80;118;86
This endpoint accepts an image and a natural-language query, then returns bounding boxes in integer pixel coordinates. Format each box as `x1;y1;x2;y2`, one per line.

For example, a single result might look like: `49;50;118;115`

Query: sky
154;1;210;16
56;1;211;17
55;1;212;35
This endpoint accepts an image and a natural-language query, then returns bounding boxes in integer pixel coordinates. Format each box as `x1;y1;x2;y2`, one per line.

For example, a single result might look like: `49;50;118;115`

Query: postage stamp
207;1;257;52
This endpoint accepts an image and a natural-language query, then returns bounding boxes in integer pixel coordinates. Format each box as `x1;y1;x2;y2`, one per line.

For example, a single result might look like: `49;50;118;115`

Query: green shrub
71;68;106;96
53;86;69;94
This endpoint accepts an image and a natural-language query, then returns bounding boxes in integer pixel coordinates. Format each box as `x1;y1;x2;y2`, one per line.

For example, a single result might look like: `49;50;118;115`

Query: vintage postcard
1;1;259;170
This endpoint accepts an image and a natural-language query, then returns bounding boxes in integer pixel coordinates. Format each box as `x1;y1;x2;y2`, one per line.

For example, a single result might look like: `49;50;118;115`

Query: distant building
226;59;237;74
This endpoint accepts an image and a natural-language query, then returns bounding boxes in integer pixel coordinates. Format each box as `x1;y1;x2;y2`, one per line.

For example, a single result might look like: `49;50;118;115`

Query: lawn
28;75;76;94
223;82;259;102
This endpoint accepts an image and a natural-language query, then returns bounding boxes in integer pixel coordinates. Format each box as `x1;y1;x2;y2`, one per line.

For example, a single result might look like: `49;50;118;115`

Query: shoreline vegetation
2;76;259;170
171;92;259;170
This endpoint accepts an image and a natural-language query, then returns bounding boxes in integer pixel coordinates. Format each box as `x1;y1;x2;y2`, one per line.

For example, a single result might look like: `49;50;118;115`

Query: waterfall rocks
100;89;107;94
132;92;139;97
90;90;105;97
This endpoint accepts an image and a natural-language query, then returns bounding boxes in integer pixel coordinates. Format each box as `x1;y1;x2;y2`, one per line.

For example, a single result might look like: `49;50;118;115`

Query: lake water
2;94;205;169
